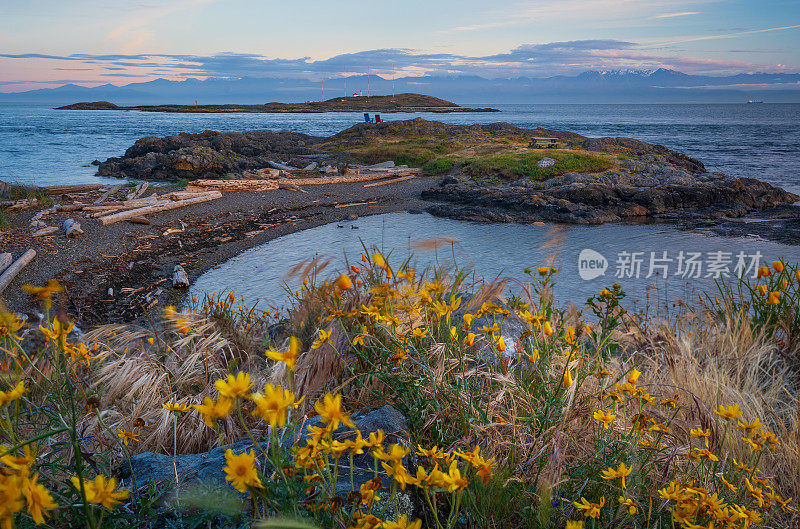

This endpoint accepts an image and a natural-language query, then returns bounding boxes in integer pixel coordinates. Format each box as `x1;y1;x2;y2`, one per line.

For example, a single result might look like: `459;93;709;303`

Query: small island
55;93;500;113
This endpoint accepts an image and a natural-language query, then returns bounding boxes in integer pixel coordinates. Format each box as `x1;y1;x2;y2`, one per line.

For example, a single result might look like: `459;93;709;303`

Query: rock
302;162;318;171
346;214;359;221
537;157;556;168
119;405;410;494
128;216;150;225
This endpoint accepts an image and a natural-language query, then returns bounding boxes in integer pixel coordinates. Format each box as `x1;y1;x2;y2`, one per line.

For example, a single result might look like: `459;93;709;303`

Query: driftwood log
0;249;36;294
0;253;12;275
42;184;104;195
363;174;419;188
128;216;151;225
172;265;190;288
186;180;280;192
99;191;222;225
31;226;59;237
93;184;122;204
126;182;149;201
63;219;84;238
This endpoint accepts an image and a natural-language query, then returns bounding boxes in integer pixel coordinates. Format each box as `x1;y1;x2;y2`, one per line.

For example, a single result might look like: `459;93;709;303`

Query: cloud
652;11;700;18
1;37;797;90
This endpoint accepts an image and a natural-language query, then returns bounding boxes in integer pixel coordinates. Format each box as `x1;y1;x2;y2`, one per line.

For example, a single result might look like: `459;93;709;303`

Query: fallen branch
99;191;222;225
363;174;419;188
333;200;379;208
0;249;36;294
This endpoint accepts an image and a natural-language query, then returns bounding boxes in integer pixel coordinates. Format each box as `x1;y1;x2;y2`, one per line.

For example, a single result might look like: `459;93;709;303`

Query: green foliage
422;157;456;175
460;151;613;180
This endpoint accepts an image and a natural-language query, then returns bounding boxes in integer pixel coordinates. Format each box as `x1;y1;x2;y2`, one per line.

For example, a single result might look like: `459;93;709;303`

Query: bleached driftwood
6;198;37;211
0;249;36;294
59;204;86;212
126;182;150;201
42;184;104;195
363;174;419;188
277;181;307;193
99;191;222;225
0;253;12;274
31;226;59;237
287;169;421;186
187;180;280;192
267;161;298;171
93;184;122;204
63;219;84;238
172;265;189;288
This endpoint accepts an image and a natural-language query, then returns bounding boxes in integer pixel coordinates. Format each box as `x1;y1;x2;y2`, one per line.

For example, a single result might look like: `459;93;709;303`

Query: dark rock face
424;160;799;225
96;130;323;180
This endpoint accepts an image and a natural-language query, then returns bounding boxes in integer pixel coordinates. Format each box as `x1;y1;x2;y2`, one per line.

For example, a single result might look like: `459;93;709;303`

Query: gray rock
537;157;556;168
119;405;410;494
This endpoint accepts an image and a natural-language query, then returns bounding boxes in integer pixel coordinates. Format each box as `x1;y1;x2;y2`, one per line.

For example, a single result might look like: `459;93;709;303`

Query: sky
1;0;799;92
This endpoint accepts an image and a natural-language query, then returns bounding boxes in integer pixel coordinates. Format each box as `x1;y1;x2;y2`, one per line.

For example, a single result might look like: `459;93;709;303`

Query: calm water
189;212;800;311
1;102;799;194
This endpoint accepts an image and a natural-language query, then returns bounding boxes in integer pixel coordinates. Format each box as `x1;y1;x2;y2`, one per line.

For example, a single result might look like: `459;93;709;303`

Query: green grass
327;136;459;167
427;150;615;181
421;157;456;175
0;209;8;230
3;183;54;206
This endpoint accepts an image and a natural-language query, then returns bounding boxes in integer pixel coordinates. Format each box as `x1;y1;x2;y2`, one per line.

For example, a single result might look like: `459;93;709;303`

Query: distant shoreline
55;93;501;114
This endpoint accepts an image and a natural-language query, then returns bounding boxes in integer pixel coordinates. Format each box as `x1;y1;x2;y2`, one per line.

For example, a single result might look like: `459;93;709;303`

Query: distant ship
747;100;764;104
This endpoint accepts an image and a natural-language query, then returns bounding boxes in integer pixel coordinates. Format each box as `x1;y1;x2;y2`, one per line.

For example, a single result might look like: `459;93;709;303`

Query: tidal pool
190;212;800;313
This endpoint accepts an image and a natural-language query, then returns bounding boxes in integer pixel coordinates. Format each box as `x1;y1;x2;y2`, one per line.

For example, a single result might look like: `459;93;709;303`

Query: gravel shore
1;177;436;325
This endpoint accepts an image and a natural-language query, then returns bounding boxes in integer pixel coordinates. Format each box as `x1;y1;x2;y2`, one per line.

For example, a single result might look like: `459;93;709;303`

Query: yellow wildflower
116;429;139;446
194;396;234;428
714;403;742;420
214;372;252;399
311;328;331;349
250;383;302;427
265;336;302;371
382;514;422;529
593;409;616;429
314;393;355;430
22;473;57;525
618;496;639;515
573;496;604;518
600;462;632;489
0;380;28;407
71;475;129;510
223;449;263;492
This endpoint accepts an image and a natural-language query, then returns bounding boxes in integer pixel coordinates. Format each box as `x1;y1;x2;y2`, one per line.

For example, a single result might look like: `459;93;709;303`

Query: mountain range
2;69;799;104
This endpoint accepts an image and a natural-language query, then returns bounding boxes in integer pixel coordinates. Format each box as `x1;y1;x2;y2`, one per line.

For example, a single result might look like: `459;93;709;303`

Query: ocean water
190;211;800;311
1;102;799;194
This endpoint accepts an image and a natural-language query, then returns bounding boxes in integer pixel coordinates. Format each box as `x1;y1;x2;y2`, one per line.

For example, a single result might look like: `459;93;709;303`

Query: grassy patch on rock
424;148;616;180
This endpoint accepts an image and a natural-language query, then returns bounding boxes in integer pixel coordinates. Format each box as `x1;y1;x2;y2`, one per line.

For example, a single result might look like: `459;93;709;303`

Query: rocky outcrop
423;154;798;225
97;130;323;180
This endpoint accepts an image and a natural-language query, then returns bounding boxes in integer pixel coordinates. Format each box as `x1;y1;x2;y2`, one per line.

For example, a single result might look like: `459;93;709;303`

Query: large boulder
119;405;410;493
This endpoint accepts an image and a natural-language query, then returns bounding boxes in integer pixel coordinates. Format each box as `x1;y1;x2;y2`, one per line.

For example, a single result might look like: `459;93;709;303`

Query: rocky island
55;93;500;113
95;117;798;226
